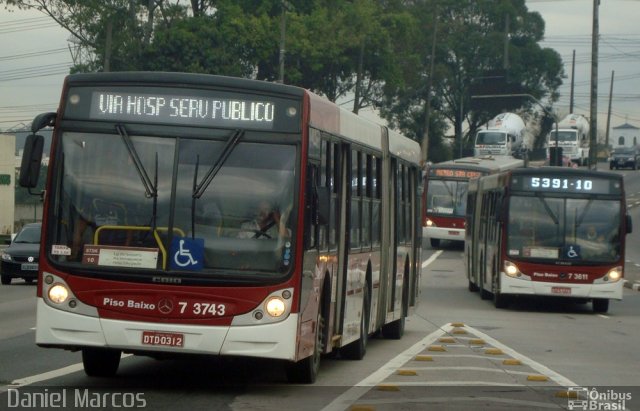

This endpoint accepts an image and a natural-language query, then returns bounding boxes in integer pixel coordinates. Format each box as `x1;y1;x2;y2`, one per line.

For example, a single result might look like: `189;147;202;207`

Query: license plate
551;286;571;295
141;331;184;347
21;263;38;271
448;231;459;236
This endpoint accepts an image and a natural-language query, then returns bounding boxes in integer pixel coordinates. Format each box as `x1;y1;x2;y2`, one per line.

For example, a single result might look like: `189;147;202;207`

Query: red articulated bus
19;72;422;383
423;156;523;248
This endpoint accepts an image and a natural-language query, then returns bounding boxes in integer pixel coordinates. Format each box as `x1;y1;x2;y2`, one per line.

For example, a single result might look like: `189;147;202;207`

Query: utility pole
588;0;599;169
421;9;438;166
570;50;575;113
278;1;287;83
605;70;615;149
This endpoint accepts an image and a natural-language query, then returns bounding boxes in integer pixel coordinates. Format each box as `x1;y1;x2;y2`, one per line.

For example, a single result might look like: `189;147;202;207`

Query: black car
609;146;640;170
1;223;41;285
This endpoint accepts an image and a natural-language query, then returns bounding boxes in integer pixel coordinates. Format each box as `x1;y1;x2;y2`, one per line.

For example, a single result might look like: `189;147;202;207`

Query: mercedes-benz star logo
28;256;34;262
158;298;174;315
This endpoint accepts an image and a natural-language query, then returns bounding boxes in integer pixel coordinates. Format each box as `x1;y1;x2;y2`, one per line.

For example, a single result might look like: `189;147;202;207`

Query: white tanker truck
473;113;529;158
548;114;590;166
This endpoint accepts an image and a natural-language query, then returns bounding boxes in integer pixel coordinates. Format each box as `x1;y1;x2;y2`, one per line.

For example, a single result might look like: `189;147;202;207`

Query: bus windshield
475;132;506;145
507;195;621;263
426;180;468;217
52;130;296;275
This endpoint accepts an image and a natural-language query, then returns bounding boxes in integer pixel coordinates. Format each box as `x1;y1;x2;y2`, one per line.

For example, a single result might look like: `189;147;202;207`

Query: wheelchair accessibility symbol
565;244;581;259
170;237;204;270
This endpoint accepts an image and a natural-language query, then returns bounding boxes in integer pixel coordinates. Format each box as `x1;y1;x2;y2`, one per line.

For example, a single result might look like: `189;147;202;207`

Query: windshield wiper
536;193;559;225
116;124;159;233
190;129;244;238
192;129;244;199
116;124;157;199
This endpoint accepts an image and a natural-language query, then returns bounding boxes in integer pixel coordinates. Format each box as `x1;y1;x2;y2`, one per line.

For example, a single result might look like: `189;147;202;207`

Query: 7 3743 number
178;302;226;316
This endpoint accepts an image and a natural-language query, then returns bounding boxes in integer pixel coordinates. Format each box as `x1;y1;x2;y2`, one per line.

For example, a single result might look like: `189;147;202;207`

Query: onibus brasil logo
567;387;632;411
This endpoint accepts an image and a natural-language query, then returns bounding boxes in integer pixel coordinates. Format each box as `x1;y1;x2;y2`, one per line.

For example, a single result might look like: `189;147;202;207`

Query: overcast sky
1;0;639;133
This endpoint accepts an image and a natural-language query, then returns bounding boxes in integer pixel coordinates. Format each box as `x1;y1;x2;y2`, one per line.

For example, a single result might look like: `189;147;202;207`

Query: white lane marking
320;322;579;411
320;324;456;411
0;354;132;393
421;250;443;269
4;363;85;390
463;325;578;387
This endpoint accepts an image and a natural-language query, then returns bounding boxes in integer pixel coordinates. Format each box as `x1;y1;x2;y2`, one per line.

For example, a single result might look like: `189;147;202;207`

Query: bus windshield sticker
170;237;204;271
82;245;159;269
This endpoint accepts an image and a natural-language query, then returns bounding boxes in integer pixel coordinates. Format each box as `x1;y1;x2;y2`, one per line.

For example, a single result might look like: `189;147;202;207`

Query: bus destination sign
88;91;276;129
513;175;620;195
430;168;482;179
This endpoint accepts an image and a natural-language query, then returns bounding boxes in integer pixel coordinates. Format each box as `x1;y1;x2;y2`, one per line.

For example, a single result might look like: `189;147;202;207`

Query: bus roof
428;155;523;175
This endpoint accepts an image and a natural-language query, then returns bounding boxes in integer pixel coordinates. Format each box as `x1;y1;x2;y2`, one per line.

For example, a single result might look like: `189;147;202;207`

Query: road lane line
421;250;443;269
320;324;456;411
462;325;578;387
0;354;132;393
321;321;579;411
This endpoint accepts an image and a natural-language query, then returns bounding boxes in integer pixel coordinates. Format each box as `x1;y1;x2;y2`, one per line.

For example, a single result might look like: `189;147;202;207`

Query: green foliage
2;0;564;163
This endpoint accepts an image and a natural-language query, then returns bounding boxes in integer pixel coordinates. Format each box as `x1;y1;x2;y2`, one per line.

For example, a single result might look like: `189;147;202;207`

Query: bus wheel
341;286;369;360
430;238;440;248
468;279;479;292
286;309;324;383
592;299;609;313
382;316;405;340
82;348;121;377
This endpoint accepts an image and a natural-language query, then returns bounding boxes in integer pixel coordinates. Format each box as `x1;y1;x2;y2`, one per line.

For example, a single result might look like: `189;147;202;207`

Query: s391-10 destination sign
512;175;621;195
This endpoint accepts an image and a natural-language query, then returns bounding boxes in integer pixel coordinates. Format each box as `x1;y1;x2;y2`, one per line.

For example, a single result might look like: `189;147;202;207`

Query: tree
377;0;564;161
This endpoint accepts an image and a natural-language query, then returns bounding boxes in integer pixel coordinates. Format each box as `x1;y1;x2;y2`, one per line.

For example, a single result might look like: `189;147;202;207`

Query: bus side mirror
19;134;44;189
626;214;632;234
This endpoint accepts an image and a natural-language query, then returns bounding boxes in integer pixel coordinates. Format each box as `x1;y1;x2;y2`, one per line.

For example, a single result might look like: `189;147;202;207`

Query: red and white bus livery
20;72;422;383
423;156;523;248
465;167;632;313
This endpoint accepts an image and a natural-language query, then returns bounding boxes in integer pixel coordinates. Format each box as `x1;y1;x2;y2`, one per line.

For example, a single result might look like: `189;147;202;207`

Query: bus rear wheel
82;348;121;377
430;238;440;248
592;299;609;313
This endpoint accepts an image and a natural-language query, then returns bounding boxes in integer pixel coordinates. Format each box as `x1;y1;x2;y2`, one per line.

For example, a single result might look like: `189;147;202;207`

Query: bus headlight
426;219;434;227
504;261;521;278
606;266;622;282
265;297;286;317
48;284;70;304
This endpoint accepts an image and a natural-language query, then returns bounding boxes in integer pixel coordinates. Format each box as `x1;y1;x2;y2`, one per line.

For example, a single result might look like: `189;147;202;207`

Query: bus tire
592;299;609;313
468;279;479;292
82;348;121;377
286;309;324;383
341;285;369;360
382;317;405;340
430;238;440;248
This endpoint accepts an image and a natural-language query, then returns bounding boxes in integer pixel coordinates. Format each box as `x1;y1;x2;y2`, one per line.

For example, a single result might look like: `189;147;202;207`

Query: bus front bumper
35;298;298;360
500;273;623;300
423;226;465;242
